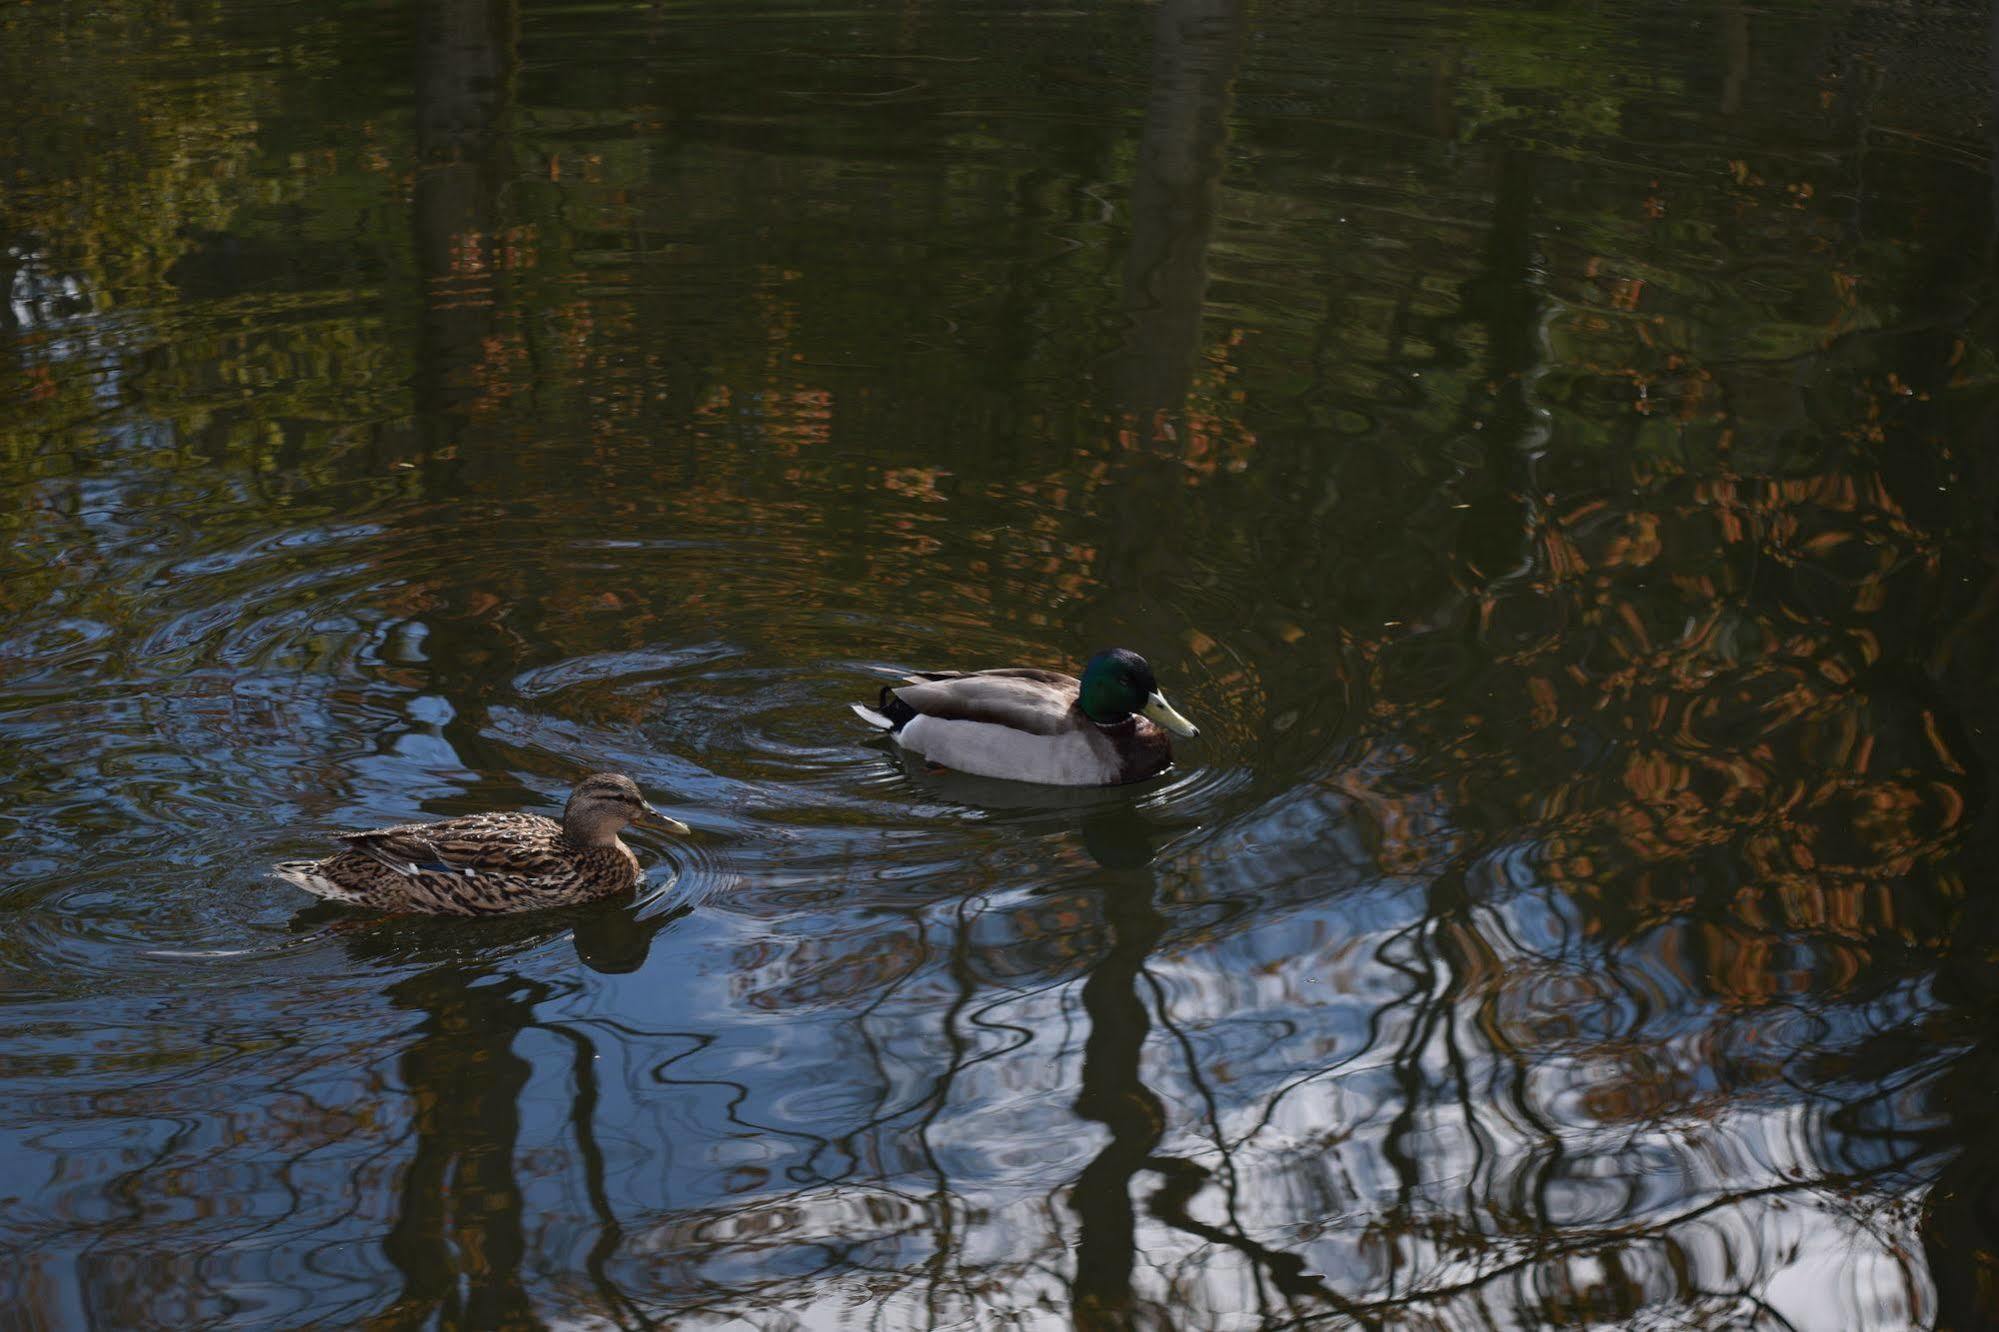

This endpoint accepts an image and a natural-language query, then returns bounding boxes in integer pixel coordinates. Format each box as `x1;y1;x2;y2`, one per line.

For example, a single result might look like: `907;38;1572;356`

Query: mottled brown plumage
272;773;690;916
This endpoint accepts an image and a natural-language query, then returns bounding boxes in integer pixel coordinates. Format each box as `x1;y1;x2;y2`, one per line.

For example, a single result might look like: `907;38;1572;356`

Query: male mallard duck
851;647;1199;786
271;773;690;916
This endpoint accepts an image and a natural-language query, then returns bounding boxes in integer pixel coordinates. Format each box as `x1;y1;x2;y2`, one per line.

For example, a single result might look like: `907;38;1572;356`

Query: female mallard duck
272;772;690;916
851;647;1199;786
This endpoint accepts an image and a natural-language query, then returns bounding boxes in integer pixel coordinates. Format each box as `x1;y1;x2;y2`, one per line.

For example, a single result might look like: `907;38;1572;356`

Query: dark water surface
5;0;1999;1326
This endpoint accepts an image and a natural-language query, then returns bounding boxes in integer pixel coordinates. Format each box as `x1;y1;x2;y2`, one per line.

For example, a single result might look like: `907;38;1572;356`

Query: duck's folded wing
337;814;563;879
890;669;1079;736
901;668;1073;684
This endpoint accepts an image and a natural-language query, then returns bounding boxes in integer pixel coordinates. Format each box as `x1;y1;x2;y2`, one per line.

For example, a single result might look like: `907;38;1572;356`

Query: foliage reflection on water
2;0;1998;1327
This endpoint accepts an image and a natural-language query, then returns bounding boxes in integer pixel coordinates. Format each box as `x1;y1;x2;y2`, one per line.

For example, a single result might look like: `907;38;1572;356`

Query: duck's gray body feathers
889;669;1079;734
273;811;640;916
856;668;1171;786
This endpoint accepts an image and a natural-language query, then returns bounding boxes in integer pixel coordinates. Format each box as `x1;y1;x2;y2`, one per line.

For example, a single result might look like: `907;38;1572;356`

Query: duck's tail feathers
850;702;896;731
271;859;367;905
852;687;919;733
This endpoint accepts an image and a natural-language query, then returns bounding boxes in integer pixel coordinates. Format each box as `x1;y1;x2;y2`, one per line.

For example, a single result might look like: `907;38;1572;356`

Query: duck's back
888;668;1079;735
281;812;639;915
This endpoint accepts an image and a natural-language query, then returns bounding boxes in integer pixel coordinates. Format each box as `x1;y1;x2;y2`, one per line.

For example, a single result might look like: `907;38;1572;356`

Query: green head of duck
1078;648;1199;736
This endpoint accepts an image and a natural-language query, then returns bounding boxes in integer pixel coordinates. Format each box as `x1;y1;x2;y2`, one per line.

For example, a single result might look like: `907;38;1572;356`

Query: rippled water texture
4;0;1999;1326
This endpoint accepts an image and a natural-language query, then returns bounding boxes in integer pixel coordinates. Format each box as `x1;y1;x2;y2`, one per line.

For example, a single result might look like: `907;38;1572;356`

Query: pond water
4;0;1999;1327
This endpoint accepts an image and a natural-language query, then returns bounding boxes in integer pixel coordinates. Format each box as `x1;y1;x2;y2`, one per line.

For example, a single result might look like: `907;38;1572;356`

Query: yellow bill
1139;691;1199;738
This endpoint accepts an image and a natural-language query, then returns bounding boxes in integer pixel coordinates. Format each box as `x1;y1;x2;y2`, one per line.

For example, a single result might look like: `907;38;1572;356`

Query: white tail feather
850;702;895;731
271;860;366;904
